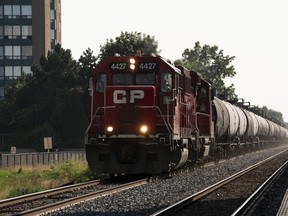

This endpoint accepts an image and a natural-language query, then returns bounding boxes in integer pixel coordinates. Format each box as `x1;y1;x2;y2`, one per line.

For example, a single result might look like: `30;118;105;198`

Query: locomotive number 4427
110;63;127;70
139;62;156;70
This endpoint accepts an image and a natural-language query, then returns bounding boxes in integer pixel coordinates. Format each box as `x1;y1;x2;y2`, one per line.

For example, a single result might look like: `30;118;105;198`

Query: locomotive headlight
129;58;136;64
129;58;136;70
140;125;148;133
107;126;114;132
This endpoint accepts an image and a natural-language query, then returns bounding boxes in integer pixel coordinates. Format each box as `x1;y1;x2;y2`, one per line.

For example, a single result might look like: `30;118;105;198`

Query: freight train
85;52;288;175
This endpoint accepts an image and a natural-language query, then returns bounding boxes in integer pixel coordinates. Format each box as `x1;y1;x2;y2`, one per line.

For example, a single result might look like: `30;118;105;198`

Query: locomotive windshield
135;73;155;84
113;73;132;85
112;72;155;85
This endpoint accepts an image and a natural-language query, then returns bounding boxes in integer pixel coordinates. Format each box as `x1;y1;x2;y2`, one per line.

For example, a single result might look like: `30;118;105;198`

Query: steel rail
14;179;148;216
150;150;287;216
231;159;288;216
0;179;101;208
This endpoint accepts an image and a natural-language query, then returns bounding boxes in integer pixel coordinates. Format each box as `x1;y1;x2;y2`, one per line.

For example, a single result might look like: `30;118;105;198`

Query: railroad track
232;159;288;215
0;178;149;215
151;149;288;216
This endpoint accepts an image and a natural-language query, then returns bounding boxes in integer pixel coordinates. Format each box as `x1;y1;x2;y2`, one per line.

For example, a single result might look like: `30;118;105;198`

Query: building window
22;66;32;74
0;26;3;39
21;5;32;18
4;46;21;60
51;29;55;39
0;5;3;19
0;46;3;60
0;87;4;99
13;46;20;59
5;46;12;59
5;66;13;79
3;5;23;19
50;10;55;19
51;20;56;29
4;5;12;19
22;46;32;59
14;66;21;77
2;5;32;19
0;67;4;80
13;26;21;39
22;26;32;39
4;25;30;39
4;26;12;39
4;66;23;79
12;5;21;18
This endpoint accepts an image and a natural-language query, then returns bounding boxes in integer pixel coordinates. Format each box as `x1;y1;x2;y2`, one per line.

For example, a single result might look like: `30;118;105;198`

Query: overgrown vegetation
0;160;94;199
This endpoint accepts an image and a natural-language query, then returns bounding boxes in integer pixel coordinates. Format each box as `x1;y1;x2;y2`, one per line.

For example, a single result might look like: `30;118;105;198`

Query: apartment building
0;0;61;99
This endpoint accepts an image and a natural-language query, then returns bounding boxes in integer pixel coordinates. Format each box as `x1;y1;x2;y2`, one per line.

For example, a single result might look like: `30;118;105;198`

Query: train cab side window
200;88;207;99
161;73;172;92
96;73;107;93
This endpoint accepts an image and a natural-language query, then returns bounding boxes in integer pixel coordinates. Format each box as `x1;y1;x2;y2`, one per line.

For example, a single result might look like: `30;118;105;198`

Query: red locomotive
85;52;288;175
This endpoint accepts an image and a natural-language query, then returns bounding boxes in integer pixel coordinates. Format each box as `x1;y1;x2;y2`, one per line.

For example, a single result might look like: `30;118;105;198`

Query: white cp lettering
113;90;144;104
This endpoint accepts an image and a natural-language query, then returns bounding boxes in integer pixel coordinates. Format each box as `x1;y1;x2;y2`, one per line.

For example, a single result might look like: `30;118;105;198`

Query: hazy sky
61;0;288;122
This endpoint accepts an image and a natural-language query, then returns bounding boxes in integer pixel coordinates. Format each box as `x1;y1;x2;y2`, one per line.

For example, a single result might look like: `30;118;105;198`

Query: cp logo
113;90;144;104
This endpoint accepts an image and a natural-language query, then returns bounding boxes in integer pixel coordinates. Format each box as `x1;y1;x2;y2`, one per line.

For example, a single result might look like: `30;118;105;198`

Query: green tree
98;31;160;62
261;106;284;125
78;48;97;118
175;41;237;99
2;44;87;150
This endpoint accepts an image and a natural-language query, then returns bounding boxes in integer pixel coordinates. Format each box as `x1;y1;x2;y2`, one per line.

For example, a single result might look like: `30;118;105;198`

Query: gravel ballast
46;145;288;216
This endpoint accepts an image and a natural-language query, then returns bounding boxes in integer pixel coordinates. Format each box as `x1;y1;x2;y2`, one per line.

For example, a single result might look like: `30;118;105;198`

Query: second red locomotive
85;52;288;175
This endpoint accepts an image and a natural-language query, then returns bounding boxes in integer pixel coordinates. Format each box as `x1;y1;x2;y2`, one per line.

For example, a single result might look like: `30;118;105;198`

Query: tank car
85;52;288;175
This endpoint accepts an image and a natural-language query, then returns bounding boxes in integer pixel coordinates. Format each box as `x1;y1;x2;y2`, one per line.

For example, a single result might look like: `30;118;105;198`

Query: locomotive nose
119;145;136;164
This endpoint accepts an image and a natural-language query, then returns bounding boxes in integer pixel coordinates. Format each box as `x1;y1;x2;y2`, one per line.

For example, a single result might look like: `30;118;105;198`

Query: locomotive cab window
161;73;172;92
96;73;107;93
136;73;155;84
199;88;207;99
113;73;132;85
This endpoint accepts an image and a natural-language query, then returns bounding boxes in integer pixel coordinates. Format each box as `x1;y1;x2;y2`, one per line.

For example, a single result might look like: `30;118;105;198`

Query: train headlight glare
140;125;148;133
130;58;136;64
130;58;136;70
107;126;113;132
130;64;136;70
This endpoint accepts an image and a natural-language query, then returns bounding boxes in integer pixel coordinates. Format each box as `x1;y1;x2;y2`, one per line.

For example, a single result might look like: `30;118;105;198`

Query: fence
0;151;86;168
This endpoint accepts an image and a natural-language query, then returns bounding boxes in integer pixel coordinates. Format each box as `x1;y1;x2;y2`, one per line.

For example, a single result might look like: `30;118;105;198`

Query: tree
1;44;87;150
78;48;98;118
98;31;160;62
261;106;284;125
175;41;237;99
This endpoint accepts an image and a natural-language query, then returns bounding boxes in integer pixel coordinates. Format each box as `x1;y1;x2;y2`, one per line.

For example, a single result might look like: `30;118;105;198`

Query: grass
0;160;95;200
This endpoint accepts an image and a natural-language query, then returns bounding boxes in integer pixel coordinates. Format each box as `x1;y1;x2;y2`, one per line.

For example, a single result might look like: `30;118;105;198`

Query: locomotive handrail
136;105;173;132
155;105;173;146
195;112;211;117
195;112;211;135
84;106;116;144
136;105;173;146
84;105;174;144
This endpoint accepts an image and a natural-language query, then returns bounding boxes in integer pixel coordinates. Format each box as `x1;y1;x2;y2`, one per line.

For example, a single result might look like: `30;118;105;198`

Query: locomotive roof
94;54;182;75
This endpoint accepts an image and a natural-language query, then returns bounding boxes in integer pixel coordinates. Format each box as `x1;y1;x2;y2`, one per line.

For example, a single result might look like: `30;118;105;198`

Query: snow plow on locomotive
85;53;288;175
